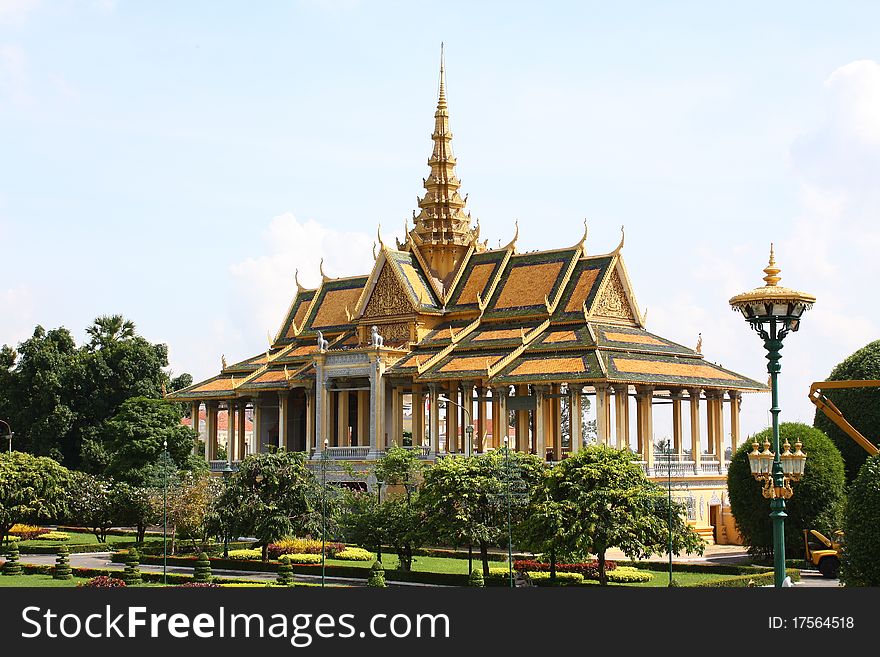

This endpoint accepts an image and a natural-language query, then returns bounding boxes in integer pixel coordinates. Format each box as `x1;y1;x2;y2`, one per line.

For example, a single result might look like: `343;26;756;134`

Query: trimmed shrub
284;553;322;564
78;576;126;588
688;569;801;588
176;582;221;588
841;454;880;586
335;547;374;562
194;551;212;583
267;538;345;559
523;571;584;586
2;542;22;575
39;532;70;541
122;548;142;586
9;525;51;541
728;422;846;559
53;545;72;580
276;556;294;586
812;340;880;482
468;569;485;587
513;559;617;578
227;549;263;560
366;561;386;588
604;567;652;583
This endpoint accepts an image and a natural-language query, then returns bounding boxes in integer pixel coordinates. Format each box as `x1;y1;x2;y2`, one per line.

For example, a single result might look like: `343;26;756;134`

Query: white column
689;388;702;473
191;401;201;455
570;384;582;454
429;383;441;456
278;392;289;451
534;385;547;460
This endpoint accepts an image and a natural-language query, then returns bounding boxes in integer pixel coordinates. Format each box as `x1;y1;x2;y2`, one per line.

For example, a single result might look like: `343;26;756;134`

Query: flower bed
513;559;618;578
78;576;126;588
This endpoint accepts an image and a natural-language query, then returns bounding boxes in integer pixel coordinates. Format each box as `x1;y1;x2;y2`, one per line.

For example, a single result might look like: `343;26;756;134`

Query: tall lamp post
0;420;12;454
220;462;233;559
438;394;474;456
729;244;814;588
162;439;168;586
320;438;330;588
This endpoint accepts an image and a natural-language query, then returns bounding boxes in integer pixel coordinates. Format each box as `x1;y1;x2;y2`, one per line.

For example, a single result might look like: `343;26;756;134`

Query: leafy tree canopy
841;454;880;586
0;451;74;542
543;445;704;585
727;422;846;560
812;340;880;482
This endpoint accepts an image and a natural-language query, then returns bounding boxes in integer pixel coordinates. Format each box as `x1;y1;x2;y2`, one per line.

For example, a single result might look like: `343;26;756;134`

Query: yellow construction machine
805;380;879;577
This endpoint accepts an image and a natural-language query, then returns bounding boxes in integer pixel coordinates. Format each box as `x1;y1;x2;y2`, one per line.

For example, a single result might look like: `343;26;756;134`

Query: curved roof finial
575;218;589;254
613;225;625;254
502;219;519;252
295;268;306;293
377;223;385;250
372;241;378;260
319;258;331;283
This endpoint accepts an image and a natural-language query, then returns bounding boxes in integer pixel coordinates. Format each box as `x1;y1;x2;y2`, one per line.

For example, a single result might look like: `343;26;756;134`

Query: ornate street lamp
438;394;474;456
0;420;12;454
729;244;815;588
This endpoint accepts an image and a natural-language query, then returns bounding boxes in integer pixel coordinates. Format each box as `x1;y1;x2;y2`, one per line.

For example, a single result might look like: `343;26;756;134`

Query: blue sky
2;0;879;437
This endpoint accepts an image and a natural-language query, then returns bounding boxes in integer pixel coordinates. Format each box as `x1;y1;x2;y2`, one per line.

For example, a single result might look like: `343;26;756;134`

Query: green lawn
325;553;506;574
0;573;160;587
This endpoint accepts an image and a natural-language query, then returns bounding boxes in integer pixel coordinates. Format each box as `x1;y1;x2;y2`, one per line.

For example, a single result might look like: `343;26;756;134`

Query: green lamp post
729;244;814;588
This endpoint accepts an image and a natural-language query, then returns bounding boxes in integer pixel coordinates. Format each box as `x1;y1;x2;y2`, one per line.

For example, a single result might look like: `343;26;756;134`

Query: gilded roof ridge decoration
441;242;476;305
543;247;581;315
486;318;550;377
273;284;318;345
408;241;447;301
444;245;513;313
297;274;370;335
416;311;485;375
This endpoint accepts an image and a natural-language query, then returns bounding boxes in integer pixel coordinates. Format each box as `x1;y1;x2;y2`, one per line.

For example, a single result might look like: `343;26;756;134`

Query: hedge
9;542;145;555
9;562;282;585
686;568;801;588
629;561;774;576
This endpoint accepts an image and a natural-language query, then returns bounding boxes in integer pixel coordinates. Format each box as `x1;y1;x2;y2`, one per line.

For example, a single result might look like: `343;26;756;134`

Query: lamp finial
763;243;781;286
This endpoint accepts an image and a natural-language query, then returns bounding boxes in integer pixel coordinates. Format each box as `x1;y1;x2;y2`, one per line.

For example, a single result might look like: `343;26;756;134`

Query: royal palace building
168;57;766;545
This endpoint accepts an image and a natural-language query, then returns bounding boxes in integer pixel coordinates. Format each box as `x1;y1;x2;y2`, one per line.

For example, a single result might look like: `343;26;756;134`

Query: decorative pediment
592;267;635;322
363;263;416;319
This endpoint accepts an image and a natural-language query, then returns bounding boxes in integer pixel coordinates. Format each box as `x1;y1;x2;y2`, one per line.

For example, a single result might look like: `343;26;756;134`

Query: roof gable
300;276;369;335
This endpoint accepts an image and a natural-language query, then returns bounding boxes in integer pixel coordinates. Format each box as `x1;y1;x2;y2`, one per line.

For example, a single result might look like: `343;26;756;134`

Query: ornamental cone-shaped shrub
276;555;294;586
122;548;142;586
3;542;22;575
468;568;485;587
194;551;212;583
366;560;386;588
53;545;72;580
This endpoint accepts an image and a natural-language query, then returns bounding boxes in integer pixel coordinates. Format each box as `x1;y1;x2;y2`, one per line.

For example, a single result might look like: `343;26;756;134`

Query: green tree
339;490;385;560
103;397;198;485
418;450;545;577
66;472;124;543
113;482;158;544
213;451;319;561
0;451;74;543
166;471;221;554
85;315;136;349
727;423;846;560
544;445;704;585
840;454;880;586
812;340;880;482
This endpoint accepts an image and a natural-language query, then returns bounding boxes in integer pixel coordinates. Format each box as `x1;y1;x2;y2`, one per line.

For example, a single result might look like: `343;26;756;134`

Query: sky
1;0;878;440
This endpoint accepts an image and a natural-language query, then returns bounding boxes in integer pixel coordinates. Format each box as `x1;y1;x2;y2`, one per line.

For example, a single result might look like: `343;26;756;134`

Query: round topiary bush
276;555;294;586
468;568;485;587
193;551;212;583
53;545;72;580
727;422;846;559
2;542;22;575
122;548;142;586
840;454;880;586
366;561;386;588
812;340;880;483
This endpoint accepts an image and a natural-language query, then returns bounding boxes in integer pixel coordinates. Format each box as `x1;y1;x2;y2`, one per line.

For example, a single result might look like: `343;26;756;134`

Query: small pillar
671;390;684;457
237;400;247;458
728;390;741;455
613;384;630;450
689;388;702;473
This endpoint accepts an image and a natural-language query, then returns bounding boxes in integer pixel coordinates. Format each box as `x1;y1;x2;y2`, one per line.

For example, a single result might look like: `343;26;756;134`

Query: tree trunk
137;524;146;544
480;541;490;577
262;543;268;562
598;550;607;586
550;545;557;584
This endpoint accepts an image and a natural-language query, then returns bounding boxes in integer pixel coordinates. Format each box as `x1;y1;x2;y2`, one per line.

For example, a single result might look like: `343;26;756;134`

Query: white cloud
229;212;375;345
0;285;35;348
0;0;39;24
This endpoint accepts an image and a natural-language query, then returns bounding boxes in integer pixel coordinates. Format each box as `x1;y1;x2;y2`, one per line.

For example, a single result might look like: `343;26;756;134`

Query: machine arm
808;380;880;456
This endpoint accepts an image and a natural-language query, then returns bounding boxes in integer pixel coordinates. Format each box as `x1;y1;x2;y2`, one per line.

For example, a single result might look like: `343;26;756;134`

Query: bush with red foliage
175;582;222;587
513;560;617;578
78;576;126;588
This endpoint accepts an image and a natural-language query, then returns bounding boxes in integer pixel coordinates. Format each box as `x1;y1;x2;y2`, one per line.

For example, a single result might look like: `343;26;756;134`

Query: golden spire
763;243;781;286
411;44;482;283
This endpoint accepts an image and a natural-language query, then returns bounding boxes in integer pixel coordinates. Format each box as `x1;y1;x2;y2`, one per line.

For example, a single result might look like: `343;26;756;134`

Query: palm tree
86;314;136;350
